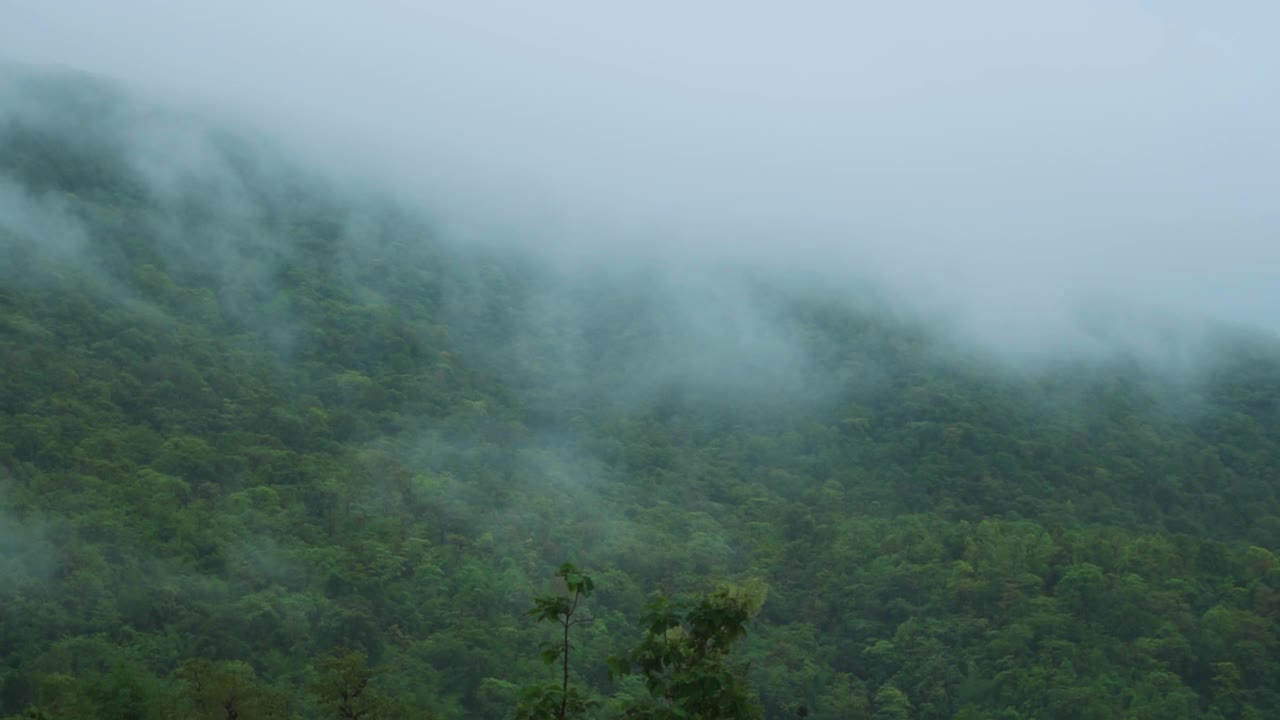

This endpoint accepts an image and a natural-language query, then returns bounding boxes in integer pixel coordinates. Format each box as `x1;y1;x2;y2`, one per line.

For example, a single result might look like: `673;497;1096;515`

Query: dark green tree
173;659;288;720
611;584;765;719
308;649;410;720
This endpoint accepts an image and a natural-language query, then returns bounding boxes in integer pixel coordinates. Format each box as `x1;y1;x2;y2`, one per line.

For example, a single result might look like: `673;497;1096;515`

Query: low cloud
1;1;1277;354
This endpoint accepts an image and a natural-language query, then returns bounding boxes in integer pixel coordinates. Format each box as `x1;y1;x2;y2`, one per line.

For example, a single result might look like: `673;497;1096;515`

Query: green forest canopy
1;68;1278;719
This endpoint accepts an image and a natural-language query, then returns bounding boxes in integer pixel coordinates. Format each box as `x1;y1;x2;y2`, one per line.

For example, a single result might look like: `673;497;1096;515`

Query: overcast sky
2;1;1277;345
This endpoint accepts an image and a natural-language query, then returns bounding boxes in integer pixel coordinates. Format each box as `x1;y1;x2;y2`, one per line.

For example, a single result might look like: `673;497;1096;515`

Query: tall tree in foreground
515;563;597;720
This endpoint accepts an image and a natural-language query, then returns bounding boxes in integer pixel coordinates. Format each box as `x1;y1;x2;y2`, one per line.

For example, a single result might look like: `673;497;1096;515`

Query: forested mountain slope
1;68;1279;719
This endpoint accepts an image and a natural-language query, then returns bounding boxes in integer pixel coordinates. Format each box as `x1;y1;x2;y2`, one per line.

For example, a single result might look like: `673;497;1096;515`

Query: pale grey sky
2;1;1277;344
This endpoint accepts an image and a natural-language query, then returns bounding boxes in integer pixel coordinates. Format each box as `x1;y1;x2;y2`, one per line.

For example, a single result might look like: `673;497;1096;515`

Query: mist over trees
1;65;1279;720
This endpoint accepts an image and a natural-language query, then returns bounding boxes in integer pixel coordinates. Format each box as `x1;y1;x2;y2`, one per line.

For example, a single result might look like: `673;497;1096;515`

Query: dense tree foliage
610;583;765;719
1;68;1279;718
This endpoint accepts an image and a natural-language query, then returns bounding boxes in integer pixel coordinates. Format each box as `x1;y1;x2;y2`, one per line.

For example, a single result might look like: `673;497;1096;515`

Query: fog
4;11;1280;715
2;1;1278;352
